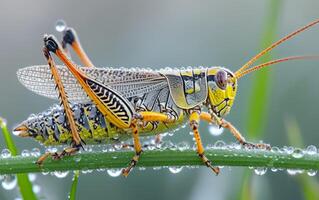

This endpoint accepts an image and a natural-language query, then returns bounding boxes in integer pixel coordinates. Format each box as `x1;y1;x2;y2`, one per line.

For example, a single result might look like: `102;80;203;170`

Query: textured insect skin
16;66;236;146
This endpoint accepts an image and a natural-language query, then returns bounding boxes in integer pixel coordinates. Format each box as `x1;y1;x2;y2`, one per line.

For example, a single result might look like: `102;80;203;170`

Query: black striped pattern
86;79;133;125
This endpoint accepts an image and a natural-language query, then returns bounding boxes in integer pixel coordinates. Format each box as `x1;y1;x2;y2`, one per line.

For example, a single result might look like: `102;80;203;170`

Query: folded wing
17;65;168;103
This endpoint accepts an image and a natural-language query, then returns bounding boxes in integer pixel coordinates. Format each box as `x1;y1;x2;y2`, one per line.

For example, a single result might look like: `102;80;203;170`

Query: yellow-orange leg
122;111;176;177
200;112;271;150
37;41;82;165
36;147;79;165
62;27;95;67
122;119;143;177
190;111;219;175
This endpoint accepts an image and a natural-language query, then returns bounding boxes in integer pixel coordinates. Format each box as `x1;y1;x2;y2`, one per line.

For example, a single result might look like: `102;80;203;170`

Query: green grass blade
68;171;79;200
284;116;319;200
238;1;282;200
0;117;38;200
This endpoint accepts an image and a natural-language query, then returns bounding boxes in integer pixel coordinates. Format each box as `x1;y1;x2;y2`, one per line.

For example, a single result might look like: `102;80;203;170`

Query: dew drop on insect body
55;19;67;32
307;169;317;176
254;167;267;176
208;124;224;136
169;166;183;174
107;169;122;177
54;171;69;178
306;145;317;155
1;149;11;158
292;148;304;159
1;175;17;190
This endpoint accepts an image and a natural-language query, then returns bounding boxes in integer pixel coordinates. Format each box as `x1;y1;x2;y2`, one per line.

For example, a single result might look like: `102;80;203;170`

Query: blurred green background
0;0;319;199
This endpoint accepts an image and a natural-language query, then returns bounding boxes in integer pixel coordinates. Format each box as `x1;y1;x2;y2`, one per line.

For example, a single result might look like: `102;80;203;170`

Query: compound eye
215;70;227;90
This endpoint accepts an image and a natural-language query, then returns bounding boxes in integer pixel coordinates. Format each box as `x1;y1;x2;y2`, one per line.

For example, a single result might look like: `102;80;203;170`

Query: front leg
200;112;271;150
190;111;220;175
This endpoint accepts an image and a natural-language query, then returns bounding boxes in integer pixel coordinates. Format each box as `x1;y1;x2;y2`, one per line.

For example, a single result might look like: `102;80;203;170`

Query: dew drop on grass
107;169;122;177
208;124;224;136
292;148;304;158
28;173;37;182
0;118;7;128
177;142;189;151
287;169;298;175
1;175;17;190
32;184;41;194
307;169;317;176
214;140;226;148
54;171;69;178
306;145;317;155
73;156;81;162
169;166;183;174
254;167;267;176
1;149;11;158
21;149;30;157
31;148;41;157
55;19;67;32
283;146;294;154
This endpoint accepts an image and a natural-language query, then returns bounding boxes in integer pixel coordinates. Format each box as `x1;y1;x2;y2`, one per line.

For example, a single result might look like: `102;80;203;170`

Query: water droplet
292;148;304;159
1;175;17;190
138;167;146;171
74;156;81;162
107;169;122;177
214;140;226;148
287;169;298;175
254;167;267;176
306;145;317;155
177;142;189;151
28;173;37;182
208;124;224;136
271;168;278;172
0;118;7;128
189;131;193;136
54;171;69;178
31;148;41;157
283;146;294;154
169;166;183;174
55;20;67;32
32;184;41;194
1;149;11;158
153;166;162;170
21;149;30;157
307;169;317;176
41;171;49;176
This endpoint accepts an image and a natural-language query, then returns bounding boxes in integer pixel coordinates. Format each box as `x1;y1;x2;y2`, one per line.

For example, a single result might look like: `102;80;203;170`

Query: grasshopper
14;19;319;176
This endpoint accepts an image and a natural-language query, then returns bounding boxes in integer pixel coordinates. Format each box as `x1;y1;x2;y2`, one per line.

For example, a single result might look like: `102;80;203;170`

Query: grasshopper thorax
206;67;237;117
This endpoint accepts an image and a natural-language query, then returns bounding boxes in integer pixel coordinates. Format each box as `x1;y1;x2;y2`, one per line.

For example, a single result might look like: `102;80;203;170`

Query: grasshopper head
206;67;237;117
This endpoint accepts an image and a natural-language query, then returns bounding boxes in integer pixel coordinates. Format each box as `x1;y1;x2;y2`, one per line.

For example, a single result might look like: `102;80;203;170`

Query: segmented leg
200;112;271;150
36;146;79;165
122;118;142;177
190;111;220;175
37;44;82;165
122;111;176;177
62;27;94;67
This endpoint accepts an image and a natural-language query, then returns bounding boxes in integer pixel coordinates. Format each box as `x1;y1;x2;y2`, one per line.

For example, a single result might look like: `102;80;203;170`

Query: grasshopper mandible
14;19;319;176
